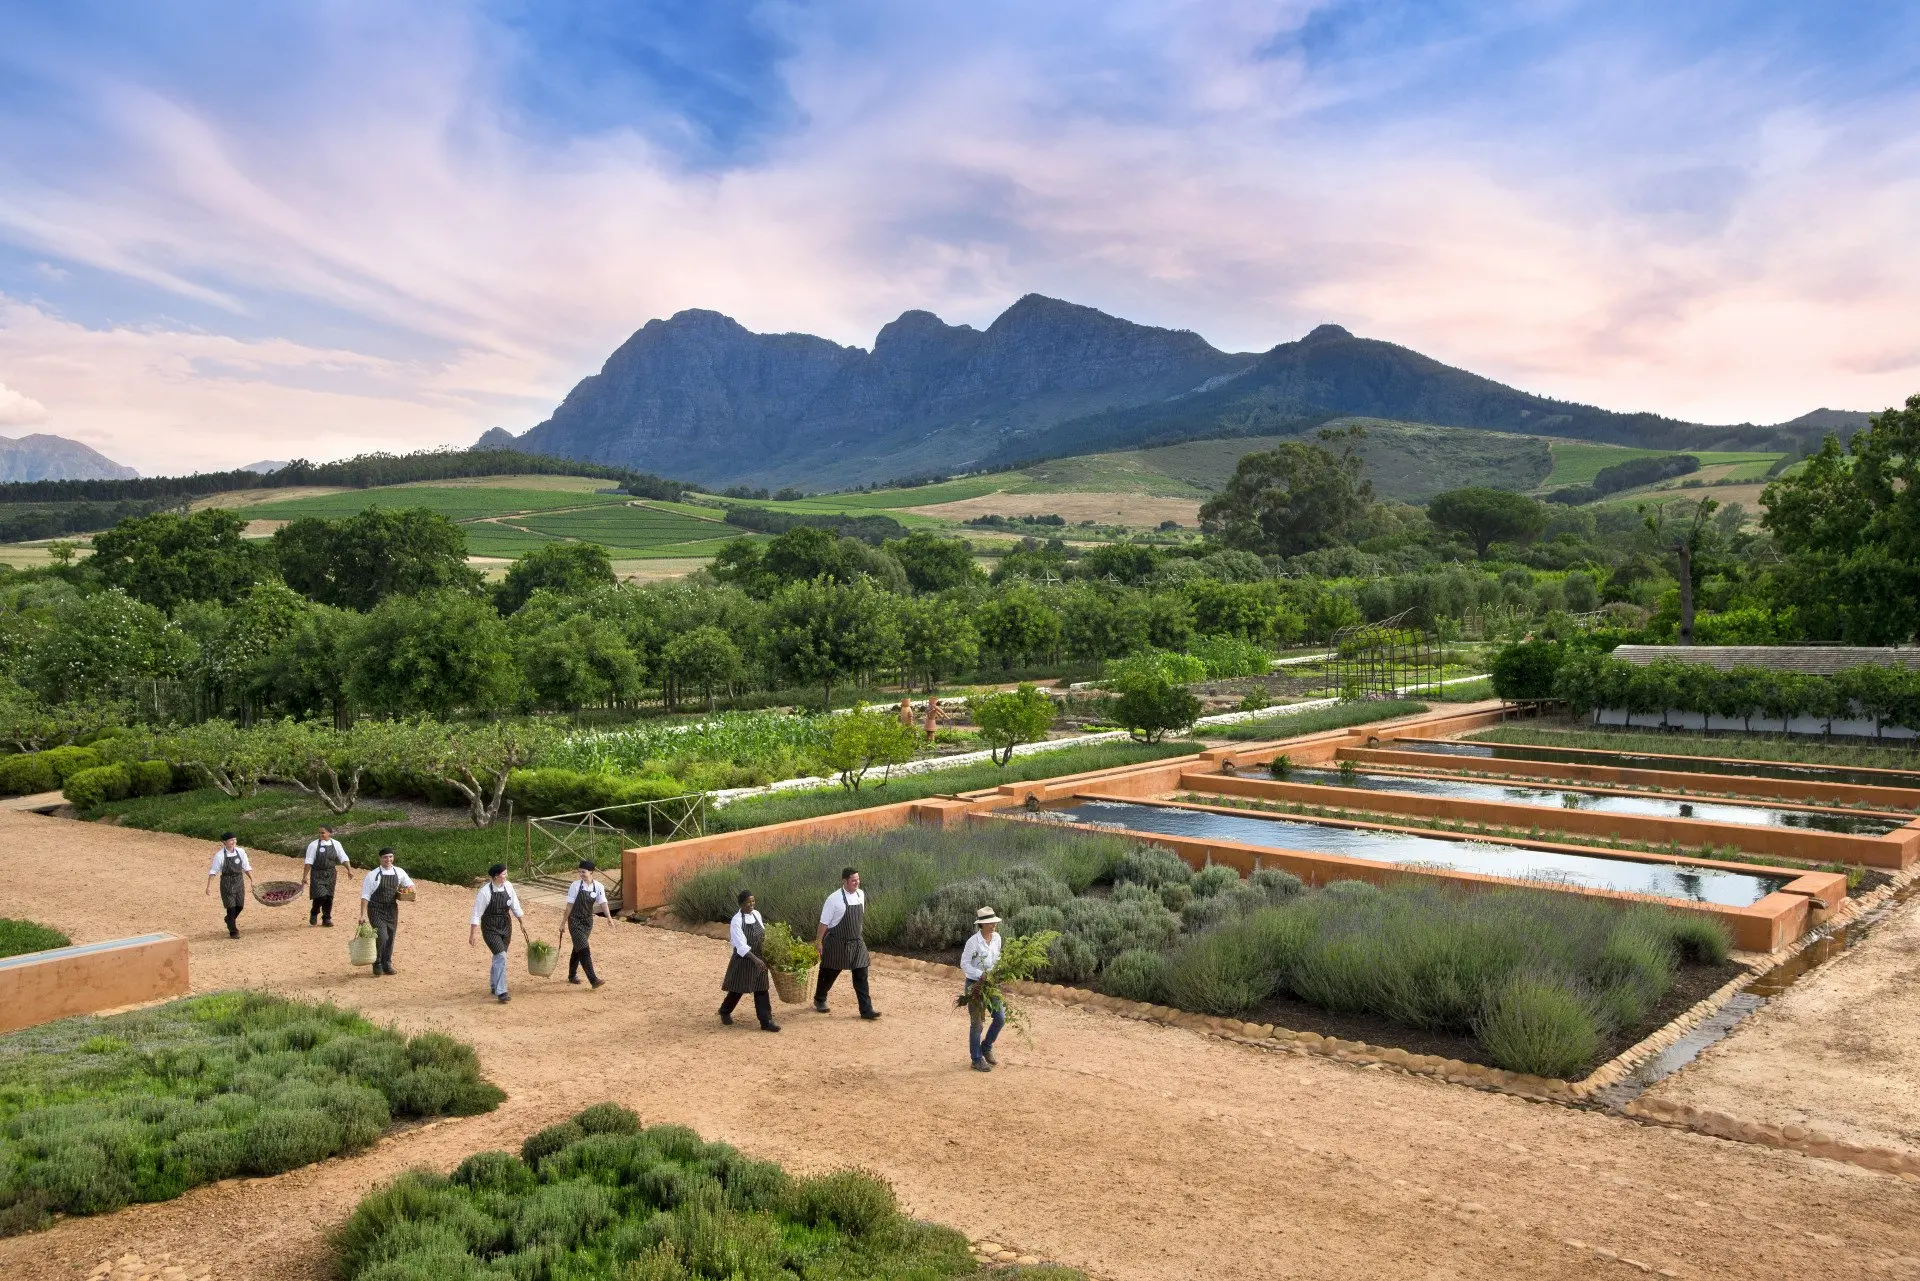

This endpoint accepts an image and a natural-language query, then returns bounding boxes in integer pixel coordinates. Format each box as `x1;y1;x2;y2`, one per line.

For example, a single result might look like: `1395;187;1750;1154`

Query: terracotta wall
1184;773;1916;869
0;933;189;1033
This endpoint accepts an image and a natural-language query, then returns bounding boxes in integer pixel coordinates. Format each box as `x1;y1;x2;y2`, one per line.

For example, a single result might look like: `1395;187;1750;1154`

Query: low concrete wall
0;933;189;1033
1183;772;1917;869
1340;746;1920;813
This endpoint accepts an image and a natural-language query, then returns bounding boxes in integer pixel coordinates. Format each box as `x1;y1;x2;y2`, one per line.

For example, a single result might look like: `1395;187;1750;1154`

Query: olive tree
819;704;920;791
969;683;1058;765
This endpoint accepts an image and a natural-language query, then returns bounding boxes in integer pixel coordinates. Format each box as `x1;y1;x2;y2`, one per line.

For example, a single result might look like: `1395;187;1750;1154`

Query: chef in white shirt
960;906;1006;1072
468;863;527;1003
204;832;255;939
299;825;351;927
560;860;612;988
357;847;414;975
812;867;879;1019
718;890;779;1032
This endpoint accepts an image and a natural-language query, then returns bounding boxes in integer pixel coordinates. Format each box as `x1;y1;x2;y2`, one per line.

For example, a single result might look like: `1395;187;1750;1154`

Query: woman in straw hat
960;905;1005;1072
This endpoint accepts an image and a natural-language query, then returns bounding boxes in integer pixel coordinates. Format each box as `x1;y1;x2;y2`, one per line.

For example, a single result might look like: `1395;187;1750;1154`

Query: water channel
1388;739;1920;791
1044;799;1793;906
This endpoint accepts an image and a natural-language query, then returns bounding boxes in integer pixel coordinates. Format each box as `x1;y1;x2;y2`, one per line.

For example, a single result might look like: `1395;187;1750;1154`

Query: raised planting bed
667;823;1740;1079
331;1102;1079;1279
0;991;503;1236
1468;721;1920;774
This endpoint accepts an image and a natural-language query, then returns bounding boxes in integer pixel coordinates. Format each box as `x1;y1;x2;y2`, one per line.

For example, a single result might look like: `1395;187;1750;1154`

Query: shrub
1098;948;1170;1003
0;752;58;796
1248;868;1303;900
1036;931;1097;984
246;1108;343;1175
1189;864;1240;898
1009;905;1065;937
62;762;132;809
792;1168;898;1237
573;1101;642;1136
519;1121;587;1168
38;744;103;783
1112;845;1191;888
1060;895;1182;965
1161;917;1290;1016
130;759;173;797
452;1150;538;1194
1473;973;1604;1078
1490;640;1565;701
897;865;1073;951
511;1179;619;1251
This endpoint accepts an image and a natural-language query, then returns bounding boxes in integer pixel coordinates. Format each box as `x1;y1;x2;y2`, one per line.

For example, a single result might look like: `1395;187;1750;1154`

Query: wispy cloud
0;1;1915;472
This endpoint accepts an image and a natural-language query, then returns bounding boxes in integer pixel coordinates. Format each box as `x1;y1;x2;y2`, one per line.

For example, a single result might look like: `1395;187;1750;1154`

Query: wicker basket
253;880;302;907
527;946;559;978
770;966;812;1005
347;933;377;967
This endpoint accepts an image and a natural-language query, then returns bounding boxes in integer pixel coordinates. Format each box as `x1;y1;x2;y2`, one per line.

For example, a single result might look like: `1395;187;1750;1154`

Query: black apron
368;868;400;924
480;884;513;955
722;914;768;993
567;883;599;950
309;841;342;899
218;850;246;911
821;890;869;970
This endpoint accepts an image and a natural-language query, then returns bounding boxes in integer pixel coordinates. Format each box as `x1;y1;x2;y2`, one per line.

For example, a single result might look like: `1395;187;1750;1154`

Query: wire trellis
1325;608;1443;701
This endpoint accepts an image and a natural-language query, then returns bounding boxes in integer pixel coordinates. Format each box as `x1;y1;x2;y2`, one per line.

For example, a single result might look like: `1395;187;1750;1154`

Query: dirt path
3;809;1919;1280
1645;890;1920;1157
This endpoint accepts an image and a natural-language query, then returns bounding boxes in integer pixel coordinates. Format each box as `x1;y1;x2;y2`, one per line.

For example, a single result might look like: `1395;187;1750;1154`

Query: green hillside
241;482;626;521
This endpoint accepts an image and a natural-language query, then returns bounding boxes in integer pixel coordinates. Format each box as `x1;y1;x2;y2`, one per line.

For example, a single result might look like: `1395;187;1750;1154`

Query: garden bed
332;1102;1080;1280
1468;718;1920;772
0;991;503;1236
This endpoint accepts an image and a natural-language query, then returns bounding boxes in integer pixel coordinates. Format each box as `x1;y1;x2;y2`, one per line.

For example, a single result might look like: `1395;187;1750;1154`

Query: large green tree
274;508;481;610
896;595;980;692
515;613;643;712
1426;488;1549;558
344;590;520;717
494;542;615;614
883;531;984;593
763;577;900;708
89;508;267;611
1198;434;1373;556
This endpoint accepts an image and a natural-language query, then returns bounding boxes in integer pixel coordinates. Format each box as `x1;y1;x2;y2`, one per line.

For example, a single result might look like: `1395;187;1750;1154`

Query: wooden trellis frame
1325;609;1443;700
522;794;708;896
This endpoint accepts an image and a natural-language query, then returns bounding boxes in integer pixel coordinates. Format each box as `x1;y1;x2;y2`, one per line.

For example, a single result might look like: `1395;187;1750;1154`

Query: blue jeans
490;949;508;996
968;985;1005;1063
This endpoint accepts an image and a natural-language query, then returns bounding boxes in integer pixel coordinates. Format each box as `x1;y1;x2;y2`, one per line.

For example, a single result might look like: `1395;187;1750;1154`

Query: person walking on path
961;906;1006;1072
468;863;527;1003
813;867;880;1019
299;825;350;927
204;833;254;939
561;860;612;989
358;847;413;976
719;890;780;1032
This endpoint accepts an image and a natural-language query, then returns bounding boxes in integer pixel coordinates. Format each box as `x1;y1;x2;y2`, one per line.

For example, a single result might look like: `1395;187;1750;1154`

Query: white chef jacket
470;880;526;925
566;880;609;909
304;838;349;866
729;909;765;958
360;867;415;900
819;887;865;928
961;930;1003;981
208;847;251;874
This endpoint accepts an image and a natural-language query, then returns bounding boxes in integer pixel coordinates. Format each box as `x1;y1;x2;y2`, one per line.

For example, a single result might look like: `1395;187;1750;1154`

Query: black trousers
370;909;398;972
719;989;775;1025
568;945;599;985
309;894;334;924
223;901;243;935
814;964;873;1013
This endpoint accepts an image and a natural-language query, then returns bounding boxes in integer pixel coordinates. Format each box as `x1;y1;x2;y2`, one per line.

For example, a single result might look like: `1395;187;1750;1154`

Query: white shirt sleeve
470;885;491;926
396;868;414;890
961;933;985;980
304;841;319;866
729;911;755;957
565;880;582;903
820;890;849;929
509;882;524;917
361;868;408;900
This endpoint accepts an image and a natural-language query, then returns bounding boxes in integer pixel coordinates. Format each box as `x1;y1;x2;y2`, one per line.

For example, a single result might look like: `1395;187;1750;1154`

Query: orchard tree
26;590;184;706
897;596;980;692
516;613;643;711
274;507;481;610
970;683;1057;765
1111;675;1202;744
974;585;1061;669
344;590;520;717
89;508;267;612
819;703;919;791
764;577;901;708
659;624;743;711
261;602;360;727
165;719;273;798
884;531;984;592
1427;488;1549;558
494;542;615;614
375;718;558;827
1198;433;1373;556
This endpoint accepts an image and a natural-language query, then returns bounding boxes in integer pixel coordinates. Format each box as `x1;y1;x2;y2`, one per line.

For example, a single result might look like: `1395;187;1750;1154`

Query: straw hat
974;906;1001;926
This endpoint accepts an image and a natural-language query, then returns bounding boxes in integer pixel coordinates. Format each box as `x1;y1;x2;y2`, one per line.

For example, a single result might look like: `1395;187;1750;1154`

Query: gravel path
2;808;1918;1280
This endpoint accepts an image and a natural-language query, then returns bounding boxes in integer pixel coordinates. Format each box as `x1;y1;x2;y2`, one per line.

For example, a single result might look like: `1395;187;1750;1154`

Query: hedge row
1493;641;1920;728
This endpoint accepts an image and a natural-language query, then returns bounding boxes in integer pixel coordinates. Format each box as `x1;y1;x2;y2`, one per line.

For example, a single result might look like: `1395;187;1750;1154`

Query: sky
0;0;1916;475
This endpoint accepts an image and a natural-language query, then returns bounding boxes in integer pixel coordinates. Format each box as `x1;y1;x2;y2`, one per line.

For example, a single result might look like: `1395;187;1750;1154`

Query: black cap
488;863;507;878
578;859;596;871
379;847;396;858
221;832;236;841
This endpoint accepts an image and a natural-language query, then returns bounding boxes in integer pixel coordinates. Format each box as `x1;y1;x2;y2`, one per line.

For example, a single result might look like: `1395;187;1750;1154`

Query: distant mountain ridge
485;296;1868;488
0;433;137;482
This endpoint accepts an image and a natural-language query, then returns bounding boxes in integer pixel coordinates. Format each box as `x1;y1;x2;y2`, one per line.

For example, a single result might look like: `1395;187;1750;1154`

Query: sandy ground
1646;892;1920;1156
4;808;1920;1281
904;491;1202;528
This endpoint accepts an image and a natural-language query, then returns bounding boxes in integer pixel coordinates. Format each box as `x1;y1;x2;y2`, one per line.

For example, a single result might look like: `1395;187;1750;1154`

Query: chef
812;866;880;1019
468;863;527;1003
204;832;255;939
357;847;413;976
561;859;612;989
718;890;780;1032
299;825;351;927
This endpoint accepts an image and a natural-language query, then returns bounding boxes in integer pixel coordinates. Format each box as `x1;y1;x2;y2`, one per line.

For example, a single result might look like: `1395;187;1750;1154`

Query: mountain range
481;295;1871;490
0;433;138;482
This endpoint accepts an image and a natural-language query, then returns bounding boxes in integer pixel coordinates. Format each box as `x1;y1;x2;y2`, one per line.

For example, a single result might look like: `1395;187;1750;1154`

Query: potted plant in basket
526;938;558;978
761;922;819;1005
347;923;378;967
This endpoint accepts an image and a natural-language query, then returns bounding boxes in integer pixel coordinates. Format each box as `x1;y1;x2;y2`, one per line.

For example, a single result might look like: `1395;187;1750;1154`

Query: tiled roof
1612;645;1920;674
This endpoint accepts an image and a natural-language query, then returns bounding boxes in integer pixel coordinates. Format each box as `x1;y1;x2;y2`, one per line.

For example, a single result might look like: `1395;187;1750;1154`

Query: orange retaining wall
0;933;189;1033
1182;772;1919;869
1340;746;1920;813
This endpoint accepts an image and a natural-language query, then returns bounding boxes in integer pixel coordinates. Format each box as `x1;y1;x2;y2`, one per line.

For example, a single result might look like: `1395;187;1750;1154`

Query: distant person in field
719;889;779;1032
562;859;612;989
204;832;254;940
299;825;350;927
358;847;413;976
469;863;528;1003
961;906;1006;1072
814;867;880;1019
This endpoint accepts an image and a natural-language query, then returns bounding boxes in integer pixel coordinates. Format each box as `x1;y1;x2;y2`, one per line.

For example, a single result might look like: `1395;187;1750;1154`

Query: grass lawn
0;991;501;1235
1208;700;1431;742
708;739;1204;832
1423;677;1495;702
0;918;68;959
1467;722;1920;772
92;789;523;886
